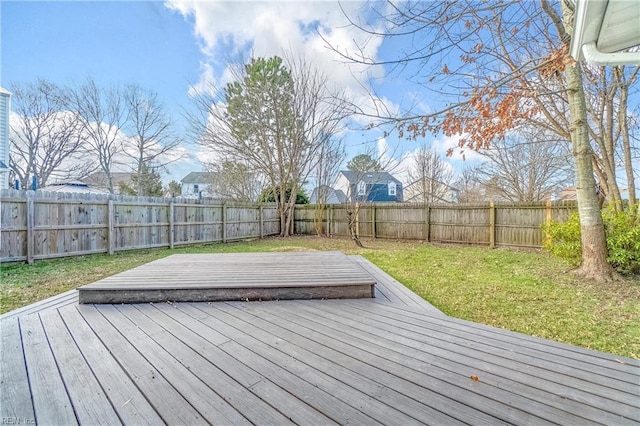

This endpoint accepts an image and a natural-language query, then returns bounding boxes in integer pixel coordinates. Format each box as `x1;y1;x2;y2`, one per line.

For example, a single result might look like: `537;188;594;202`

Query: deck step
78;251;376;304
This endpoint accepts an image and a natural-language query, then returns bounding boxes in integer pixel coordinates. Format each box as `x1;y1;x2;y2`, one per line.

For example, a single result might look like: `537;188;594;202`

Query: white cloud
431;134;484;162
165;0;392;122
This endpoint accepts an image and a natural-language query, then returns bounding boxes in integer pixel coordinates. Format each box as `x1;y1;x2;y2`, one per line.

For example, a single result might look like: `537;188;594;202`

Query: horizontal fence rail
1;190;579;263
293;201;577;249
1;190;280;263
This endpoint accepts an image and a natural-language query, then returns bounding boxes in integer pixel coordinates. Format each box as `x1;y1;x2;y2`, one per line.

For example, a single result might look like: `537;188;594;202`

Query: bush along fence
293;201;578;249
0;189;280;263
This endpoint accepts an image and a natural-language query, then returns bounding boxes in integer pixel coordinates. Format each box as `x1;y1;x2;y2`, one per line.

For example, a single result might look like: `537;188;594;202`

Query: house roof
339;171;402;186
569;0;640;65
82;172;134;188
42;181;109;194
181;172;218;184
310;185;347;204
0;86;10;96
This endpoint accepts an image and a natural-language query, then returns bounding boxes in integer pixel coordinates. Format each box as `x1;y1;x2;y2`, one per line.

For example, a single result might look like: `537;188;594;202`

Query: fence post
26;191;35;264
328;205;333;236
425;204;431;242
489;201;496;248
544;199;552;246
107;199;115;255
169;200;175;249
371;205;377;238
290;204;295;235
259;204;264;239
222;201;227;243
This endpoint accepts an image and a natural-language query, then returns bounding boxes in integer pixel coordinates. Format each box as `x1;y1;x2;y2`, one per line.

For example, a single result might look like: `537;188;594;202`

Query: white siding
333;174;350;196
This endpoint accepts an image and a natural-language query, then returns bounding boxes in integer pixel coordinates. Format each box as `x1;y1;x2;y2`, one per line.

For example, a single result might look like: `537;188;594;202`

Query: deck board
19;313;79;425
288;300;636;424
0;317;36;421
38;309;122;425
347;300;639;380
76;305;207;424
2;251;639;425
57;305;165;425
175;303;381;425
225;301;579;425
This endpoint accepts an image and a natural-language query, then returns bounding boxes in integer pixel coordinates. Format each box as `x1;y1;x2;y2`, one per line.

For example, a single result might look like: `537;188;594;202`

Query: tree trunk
346;209;363;247
563;52;619;282
616;67;637;208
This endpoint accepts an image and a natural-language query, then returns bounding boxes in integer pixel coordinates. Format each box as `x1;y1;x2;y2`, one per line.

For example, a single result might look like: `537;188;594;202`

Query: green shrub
603;207;640;274
543;206;640;274
542;212;582;265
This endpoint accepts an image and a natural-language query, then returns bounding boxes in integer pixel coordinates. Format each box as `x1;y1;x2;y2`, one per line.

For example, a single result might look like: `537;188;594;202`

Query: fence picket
294;201;577;248
1;189;279;263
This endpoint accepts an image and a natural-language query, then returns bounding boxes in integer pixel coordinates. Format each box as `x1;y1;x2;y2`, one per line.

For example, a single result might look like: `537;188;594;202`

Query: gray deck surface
2;254;639;425
78;252;376;303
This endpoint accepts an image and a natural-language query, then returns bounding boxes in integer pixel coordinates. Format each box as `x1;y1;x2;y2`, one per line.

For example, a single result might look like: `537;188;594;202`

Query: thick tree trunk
564;54;619;282
555;0;619;282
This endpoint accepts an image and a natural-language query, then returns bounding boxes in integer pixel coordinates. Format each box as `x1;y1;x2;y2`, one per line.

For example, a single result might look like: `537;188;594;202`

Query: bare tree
189;55;350;237
405;144;457;204
456;167;489;203
123;84;184;196
70;78;127;194
615;67;638;207
9;79;93;188
312;137;345;236
333;0;632;281
336;150;399;247
207;160;266;202
581;64;639;209
472;130;572;202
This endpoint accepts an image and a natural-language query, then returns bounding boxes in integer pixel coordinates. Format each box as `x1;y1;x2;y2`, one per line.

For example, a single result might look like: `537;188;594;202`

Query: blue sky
2;1;476;186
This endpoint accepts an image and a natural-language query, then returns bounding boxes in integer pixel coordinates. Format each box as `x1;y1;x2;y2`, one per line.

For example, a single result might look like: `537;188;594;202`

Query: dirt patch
269;246;318;252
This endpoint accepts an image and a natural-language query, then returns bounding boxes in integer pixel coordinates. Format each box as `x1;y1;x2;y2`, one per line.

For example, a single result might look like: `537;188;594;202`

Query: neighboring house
404;178;460;204
41;181;108;194
334;171;403;203
309;185;346;204
556;187;577;201
0;87;10;189
180;172;218;198
82;172;135;194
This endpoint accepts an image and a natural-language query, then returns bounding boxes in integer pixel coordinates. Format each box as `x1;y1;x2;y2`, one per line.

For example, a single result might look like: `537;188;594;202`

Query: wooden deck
2;254;639;425
78;252;376;304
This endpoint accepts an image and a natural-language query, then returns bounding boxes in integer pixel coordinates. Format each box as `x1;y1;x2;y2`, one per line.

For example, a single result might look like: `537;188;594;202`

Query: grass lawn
2;235;639;359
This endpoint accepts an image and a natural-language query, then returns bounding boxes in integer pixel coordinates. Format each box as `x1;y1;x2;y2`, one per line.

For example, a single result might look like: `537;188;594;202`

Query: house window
193;184;199;194
388;182;396;196
357;181;366;195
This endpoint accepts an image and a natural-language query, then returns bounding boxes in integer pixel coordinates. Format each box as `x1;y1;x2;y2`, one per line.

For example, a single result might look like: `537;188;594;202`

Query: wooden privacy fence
294;201;577;249
0;190;280;263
